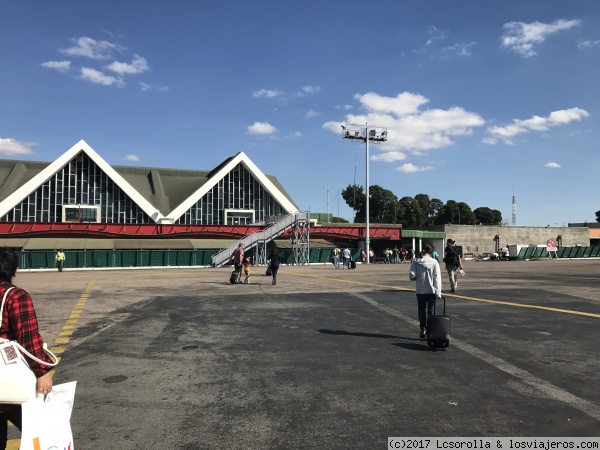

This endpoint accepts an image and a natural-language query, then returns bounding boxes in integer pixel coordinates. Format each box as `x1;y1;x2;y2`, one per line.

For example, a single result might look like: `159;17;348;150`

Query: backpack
444;246;460;266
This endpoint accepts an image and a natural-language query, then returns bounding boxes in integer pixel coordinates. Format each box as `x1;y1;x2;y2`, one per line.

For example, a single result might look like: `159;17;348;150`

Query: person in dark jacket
268;244;280;285
443;239;463;293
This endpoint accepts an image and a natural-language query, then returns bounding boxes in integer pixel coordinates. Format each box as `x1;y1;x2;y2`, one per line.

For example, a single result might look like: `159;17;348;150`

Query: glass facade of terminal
175;162;285;225
0;153;286;225
0;152;152;224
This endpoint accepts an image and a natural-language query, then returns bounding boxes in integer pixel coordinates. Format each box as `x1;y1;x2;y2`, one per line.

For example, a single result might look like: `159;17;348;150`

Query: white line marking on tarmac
351;291;600;423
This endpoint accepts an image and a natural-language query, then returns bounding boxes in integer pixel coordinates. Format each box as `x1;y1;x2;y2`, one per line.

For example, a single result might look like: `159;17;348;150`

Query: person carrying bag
0;248;57;450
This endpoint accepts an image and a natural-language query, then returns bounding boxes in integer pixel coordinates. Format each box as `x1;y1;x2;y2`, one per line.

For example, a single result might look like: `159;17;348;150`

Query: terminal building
0;140;299;227
0;140;595;268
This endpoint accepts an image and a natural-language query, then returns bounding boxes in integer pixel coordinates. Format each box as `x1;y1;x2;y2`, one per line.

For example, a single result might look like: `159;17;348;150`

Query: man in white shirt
409;244;442;339
342;248;351;269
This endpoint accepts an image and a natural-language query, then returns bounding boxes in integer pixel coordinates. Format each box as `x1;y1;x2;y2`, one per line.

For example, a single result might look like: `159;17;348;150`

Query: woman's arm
7;287;53;378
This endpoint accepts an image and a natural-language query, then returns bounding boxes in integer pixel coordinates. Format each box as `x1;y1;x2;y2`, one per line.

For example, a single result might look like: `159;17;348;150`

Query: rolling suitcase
350;259;356;269
426;296;450;350
266;265;272;276
230;269;241;284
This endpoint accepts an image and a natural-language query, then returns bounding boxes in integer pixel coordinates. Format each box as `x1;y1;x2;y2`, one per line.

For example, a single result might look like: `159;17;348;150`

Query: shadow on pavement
317;329;430;351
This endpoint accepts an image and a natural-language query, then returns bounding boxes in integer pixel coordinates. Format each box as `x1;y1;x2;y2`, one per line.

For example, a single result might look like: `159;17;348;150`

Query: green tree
369;185;399;223
492;209;503;225
415;194;432;226
341;184;365;222
436;200;460;224
428;198;444;225
397;196;423;228
596;210;600;223
474;207;496;225
457;202;476;225
474;207;503;225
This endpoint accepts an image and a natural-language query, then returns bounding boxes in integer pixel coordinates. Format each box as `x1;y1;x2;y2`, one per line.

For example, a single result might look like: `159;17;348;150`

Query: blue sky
1;1;599;226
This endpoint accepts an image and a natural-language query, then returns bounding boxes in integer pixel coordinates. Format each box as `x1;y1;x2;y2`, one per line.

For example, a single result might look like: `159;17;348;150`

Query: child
242;256;251;284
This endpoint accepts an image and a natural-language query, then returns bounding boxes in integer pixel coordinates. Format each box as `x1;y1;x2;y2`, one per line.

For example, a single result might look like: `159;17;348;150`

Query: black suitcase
350;259;356;269
230;270;241;284
266;265;272;276
426;296;450;350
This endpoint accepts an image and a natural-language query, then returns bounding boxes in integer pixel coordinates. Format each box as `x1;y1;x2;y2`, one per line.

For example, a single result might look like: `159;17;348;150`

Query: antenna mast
512;187;516;226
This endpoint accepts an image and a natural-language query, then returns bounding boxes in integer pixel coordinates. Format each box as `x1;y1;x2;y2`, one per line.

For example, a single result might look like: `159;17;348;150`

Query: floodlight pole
365;125;370;264
342;123;386;264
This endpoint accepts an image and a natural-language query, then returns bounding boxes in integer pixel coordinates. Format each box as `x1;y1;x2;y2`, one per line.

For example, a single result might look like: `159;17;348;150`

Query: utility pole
341;124;388;264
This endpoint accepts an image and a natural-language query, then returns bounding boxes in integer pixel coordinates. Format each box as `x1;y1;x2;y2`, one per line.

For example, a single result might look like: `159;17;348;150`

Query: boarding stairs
211;212;311;267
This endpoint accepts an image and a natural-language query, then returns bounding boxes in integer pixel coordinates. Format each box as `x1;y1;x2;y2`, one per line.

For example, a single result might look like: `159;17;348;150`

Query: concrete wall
433;225;590;256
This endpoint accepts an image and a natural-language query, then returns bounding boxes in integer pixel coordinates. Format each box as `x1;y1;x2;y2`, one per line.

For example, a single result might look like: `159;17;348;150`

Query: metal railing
211;212;311;267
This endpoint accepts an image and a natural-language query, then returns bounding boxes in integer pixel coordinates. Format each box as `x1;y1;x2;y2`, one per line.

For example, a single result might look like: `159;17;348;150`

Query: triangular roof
167;151;298;222
0;140;299;223
0;140;162;221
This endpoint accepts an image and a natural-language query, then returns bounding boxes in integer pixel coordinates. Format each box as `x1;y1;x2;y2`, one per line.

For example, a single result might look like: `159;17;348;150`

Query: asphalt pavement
8;258;600;449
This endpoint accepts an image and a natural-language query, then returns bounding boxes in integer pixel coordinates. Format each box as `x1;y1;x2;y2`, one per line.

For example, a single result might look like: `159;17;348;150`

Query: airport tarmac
7;258;600;449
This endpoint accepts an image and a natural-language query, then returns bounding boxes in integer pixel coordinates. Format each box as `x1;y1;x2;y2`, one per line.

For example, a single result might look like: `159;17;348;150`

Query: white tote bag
20;381;77;450
0;287;59;404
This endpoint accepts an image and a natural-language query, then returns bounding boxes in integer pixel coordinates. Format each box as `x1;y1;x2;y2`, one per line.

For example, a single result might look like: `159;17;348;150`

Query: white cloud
355;91;429;117
501;19;582;58
0;138;35;155
441;42;477;57
253;89;282;99
41;60;71;72
427;25;448;43
483;107;590;144
60;36;120;60
105;55;149;75
395;163;434;173
293;131;302;138
139;82;169;92
306;109;320;119
371;151;407;162
335;105;353;110
296;85;321;97
578;39;600;50
125;155;140;161
545;162;561;168
247;122;277;135
80;67;124;87
324;91;485;157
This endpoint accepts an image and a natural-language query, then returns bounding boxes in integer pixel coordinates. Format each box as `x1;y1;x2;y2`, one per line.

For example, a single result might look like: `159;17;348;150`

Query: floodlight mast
341;124;388;264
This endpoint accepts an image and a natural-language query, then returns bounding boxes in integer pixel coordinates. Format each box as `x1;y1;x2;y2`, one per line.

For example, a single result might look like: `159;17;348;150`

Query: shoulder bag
0;287;59;404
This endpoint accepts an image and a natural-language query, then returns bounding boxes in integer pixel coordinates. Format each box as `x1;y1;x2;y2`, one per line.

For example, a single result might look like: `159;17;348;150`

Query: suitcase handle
434;296;446;315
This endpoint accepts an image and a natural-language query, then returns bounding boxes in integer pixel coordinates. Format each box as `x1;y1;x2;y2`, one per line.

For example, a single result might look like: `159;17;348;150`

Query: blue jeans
417;294;437;330
270;261;280;281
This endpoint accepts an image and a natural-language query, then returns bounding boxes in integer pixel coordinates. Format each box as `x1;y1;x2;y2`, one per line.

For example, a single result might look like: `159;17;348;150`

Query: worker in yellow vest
56;249;65;272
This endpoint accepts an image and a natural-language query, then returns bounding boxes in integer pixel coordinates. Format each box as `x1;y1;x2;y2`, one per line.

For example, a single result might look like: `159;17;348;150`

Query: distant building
0;140;299;226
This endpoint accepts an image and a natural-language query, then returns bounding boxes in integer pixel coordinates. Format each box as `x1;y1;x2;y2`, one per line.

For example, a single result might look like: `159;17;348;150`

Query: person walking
231;243;244;282
342;248;351;269
242;256;251;284
384;248;390;264
409;244;442;339
332;247;341;269
56;248;65;272
0;247;54;449
268;244;280;285
443;239;463;293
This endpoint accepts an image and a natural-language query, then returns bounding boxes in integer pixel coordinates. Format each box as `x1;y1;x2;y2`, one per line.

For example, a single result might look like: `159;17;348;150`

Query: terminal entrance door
225;210;254;225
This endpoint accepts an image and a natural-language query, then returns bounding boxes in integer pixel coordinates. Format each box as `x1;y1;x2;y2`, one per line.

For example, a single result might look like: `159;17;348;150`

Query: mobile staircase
211;212;311;268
